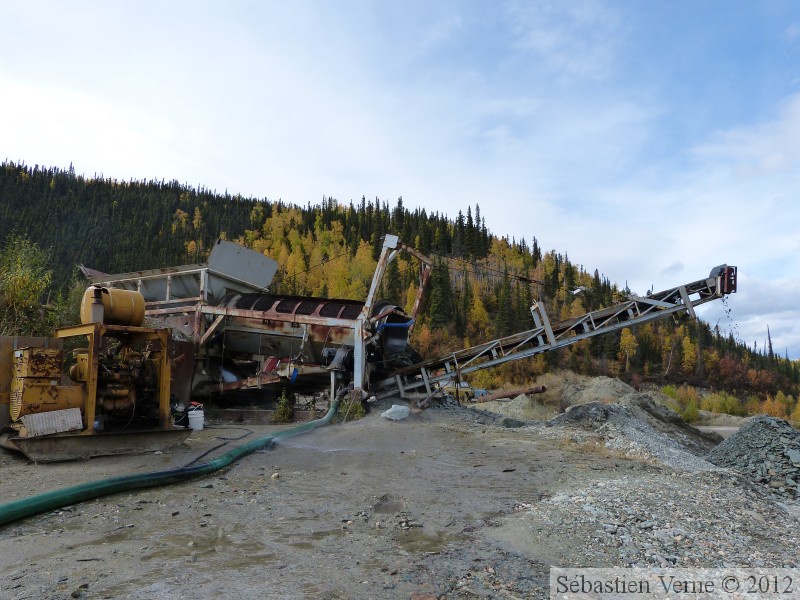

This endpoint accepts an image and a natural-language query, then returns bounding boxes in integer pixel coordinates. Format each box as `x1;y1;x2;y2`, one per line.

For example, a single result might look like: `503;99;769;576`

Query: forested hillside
1;161;798;417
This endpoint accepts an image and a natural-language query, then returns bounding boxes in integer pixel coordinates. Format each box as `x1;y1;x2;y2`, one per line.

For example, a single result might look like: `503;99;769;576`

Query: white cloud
507;0;624;81
693;94;800;177
0;78;189;180
1;1;799;360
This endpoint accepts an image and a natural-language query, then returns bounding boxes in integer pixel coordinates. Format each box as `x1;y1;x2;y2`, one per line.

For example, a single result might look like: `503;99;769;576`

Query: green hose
0;397;340;527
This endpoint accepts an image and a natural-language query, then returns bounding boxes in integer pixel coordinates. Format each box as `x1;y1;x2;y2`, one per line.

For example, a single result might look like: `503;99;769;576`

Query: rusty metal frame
373;267;737;399
88;237;437;398
399;241;433;331
54;323;173;433
200;305;355;329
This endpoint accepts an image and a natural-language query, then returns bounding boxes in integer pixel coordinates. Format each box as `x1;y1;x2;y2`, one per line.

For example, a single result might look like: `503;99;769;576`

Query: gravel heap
559;376;635;406
707;415;800;499
545;401;717;472
619;392;722;454
504;470;800;570
142;316;193;341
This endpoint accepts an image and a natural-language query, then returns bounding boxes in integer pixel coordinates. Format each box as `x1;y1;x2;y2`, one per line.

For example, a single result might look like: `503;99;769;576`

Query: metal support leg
353;315;367;396
421;368;432;395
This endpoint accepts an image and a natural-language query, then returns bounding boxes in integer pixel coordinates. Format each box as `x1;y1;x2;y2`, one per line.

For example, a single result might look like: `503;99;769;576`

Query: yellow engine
0;287;190;461
10;348;84;421
8;289;166;428
68;343;162;423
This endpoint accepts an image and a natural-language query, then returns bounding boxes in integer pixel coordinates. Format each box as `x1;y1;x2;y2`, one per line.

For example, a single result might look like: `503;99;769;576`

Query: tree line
1;160;797;413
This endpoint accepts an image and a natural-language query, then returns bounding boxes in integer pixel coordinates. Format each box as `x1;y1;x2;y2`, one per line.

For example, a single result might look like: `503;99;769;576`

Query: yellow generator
0;286;190;461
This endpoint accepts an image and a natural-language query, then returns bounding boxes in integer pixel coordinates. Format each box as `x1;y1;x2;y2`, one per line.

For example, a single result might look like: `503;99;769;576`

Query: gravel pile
501;470;800;570
560;376;635;406
142;316;193;341
546;401;717;472
619;392;723;454
470;393;555;421
707;415;800;499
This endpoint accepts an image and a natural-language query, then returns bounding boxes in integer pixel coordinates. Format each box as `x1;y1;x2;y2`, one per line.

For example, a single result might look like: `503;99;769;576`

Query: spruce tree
427;259;453;330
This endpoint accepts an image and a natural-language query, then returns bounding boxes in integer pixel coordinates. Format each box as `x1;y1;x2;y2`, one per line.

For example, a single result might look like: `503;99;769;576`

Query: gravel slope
1;386;798;599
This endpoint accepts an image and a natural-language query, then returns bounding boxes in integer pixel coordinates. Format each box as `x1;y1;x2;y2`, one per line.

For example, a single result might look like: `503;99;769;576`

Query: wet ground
0;403;645;599
0;403;699;599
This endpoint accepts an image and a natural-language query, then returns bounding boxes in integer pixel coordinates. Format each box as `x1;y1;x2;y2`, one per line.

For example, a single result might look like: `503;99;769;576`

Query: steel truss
373;265;737;400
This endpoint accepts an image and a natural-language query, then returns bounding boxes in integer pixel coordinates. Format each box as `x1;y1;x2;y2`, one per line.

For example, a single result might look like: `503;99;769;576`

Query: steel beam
374;267;736;400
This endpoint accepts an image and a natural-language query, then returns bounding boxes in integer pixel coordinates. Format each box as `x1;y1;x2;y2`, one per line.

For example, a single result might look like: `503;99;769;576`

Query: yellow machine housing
10;376;84;421
80;286;145;327
54;321;173;433
13;347;63;378
0;288;190;461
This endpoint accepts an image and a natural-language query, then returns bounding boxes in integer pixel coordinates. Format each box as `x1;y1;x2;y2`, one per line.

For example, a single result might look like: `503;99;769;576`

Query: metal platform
85;239;279;306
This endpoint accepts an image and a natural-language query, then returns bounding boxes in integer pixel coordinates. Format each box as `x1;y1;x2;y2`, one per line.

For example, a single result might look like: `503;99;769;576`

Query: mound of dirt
476;373;638;421
547;401;629;428
546;400;717;472
560;376;635;406
471;393;554;421
707;415;800;498
619;392;723;454
696;410;751;427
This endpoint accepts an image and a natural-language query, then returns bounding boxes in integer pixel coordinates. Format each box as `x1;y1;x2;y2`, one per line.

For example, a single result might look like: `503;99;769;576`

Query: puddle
373;498;405;514
396;529;457;553
289;541;315;550
141;525;269;566
272;526;348;550
79;528;138;546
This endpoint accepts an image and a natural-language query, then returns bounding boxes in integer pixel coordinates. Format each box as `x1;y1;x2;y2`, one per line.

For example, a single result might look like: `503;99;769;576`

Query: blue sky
2;0;799;358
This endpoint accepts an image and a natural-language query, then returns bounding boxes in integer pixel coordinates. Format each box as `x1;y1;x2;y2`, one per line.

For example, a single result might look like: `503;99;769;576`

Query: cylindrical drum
79;286;146;326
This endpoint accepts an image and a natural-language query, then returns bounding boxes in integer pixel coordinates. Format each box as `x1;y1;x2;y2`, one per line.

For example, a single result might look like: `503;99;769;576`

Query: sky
1;0;799;358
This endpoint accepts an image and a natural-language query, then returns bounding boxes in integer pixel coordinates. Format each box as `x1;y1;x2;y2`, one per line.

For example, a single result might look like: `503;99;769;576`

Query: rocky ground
1;373;799;599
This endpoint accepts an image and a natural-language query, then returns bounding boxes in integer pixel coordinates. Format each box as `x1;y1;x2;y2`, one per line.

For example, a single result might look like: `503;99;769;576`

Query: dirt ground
0;403;641;599
1;377;798;600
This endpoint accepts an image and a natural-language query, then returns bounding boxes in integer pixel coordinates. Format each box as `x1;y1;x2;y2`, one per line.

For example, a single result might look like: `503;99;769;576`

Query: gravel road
1;396;798;600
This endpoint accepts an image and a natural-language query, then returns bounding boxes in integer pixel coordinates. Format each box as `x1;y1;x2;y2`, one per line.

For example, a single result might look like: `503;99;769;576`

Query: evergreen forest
1;161;798;421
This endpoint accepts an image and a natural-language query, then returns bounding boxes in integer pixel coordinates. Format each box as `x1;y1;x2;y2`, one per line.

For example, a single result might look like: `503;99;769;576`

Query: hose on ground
182;426;254;467
0;393;342;527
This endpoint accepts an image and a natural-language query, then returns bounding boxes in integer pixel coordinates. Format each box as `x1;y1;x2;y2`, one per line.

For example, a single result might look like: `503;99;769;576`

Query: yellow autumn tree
185;239;197;259
348;241;377;301
790;401;800;425
681;335;697;375
467;294;491;343
413;323;433;357
402;280;418;315
172;208;189;233
192;206;203;230
618;327;638;372
760;394;786;418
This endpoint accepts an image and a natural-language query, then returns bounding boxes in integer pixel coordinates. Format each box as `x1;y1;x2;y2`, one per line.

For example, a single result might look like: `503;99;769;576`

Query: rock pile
546;400;717;472
501;470;800;570
619;392;722;454
707;415;800;498
559;376;635;406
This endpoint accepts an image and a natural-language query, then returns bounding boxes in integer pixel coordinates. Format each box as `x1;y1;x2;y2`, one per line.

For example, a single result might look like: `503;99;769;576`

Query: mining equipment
84;236;736;405
371;262;738;405
0;287;190;461
0;234;737;461
82;236;431;405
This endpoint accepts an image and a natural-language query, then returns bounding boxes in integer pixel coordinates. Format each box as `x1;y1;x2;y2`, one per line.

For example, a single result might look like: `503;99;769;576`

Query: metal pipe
471;385;547;403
